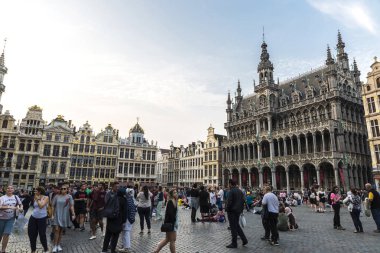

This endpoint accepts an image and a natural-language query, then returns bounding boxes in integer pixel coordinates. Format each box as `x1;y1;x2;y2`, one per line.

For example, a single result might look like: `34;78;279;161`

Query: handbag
160;223;174;232
239;213;246;228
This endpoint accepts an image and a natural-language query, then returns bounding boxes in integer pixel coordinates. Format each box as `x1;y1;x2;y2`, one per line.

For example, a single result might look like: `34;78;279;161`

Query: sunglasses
61;188;67;190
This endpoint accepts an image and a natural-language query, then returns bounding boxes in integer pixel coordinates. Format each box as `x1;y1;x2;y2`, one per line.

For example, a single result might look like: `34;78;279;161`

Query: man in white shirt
261;186;279;246
218;187;224;210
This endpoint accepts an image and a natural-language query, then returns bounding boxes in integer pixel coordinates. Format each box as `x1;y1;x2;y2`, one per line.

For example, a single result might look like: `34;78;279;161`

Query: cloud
307;0;378;35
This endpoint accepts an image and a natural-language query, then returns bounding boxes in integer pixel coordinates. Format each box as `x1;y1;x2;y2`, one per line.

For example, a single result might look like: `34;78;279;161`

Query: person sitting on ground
212;209;226;222
246;193;254;211
277;204;289;231
285;206;298;230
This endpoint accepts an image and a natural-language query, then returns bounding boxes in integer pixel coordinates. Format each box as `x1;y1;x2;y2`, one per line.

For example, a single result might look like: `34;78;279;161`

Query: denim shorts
0;218;15;236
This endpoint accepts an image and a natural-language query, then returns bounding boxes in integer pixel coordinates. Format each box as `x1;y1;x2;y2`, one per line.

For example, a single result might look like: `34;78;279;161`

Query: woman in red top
330;186;345;230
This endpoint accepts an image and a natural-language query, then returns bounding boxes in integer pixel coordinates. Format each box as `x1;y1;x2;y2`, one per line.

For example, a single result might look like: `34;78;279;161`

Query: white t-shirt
218;189;224;202
262;192;279;213
0;195;22;220
210;192;216;205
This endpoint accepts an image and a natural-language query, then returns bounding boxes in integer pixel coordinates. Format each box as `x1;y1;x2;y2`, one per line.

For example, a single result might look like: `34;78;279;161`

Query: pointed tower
336;31;349;70
325;45;335;65
352;58;361;88
226;91;232;122
236;80;242;103
256;36;276;92
0;39;7;114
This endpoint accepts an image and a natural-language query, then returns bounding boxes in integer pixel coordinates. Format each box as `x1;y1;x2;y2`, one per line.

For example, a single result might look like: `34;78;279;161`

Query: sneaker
261;237;269;241
52;246;58;253
80;227;85;232
270;241;279;246
337;226;346;230
57;245;63;251
148;229;151;234
89;235;97;240
139;231;143;234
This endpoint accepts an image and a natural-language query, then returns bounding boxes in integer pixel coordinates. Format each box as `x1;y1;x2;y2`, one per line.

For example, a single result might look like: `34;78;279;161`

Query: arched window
2;120;8;129
377;77;380;88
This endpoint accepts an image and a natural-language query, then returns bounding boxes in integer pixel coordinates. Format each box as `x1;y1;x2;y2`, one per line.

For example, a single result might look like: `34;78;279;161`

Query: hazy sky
0;0;379;148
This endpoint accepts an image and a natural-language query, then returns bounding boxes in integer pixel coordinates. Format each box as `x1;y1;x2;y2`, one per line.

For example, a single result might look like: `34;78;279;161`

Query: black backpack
327;192;332;205
102;193;119;219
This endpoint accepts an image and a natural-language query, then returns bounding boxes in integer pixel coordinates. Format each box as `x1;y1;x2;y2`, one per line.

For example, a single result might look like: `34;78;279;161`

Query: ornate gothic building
222;32;372;192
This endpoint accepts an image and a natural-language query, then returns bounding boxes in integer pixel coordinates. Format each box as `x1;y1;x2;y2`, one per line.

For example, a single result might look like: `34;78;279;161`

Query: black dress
199;190;210;213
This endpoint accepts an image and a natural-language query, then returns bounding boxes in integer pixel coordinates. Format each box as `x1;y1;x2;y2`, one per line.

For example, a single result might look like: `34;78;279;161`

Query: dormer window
293;94;299;103
281;98;287;106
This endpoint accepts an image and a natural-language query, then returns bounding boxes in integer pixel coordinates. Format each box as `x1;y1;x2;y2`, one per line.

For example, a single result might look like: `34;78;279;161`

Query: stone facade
0;49;159;188
222;32;372;192
362;56;380;191
116;122;158;186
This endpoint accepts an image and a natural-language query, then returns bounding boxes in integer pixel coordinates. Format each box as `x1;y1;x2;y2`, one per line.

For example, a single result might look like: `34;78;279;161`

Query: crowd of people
0;180;378;252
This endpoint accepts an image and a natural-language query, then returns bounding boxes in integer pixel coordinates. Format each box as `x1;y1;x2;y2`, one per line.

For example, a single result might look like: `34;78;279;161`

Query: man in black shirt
74;184;88;231
189;184;199;222
226;179;248;248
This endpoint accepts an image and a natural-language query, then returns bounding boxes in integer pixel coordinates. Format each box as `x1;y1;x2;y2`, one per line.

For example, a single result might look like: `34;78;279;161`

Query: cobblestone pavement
5;205;380;253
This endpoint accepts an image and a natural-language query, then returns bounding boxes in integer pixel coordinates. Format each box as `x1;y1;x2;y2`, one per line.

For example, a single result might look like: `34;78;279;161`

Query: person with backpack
343;187;363;233
136;185;153;234
225;179;248;248
0;185;23;253
119;188;136;253
330;186;345;230
101;182;126;253
365;183;380;233
156;186;164;221
51;184;75;253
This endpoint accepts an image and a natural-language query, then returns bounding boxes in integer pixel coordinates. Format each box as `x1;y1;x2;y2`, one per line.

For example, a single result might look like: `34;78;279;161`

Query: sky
0;0;379;148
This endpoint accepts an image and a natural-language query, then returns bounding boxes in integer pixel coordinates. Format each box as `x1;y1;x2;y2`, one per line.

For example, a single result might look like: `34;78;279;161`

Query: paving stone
5;205;380;252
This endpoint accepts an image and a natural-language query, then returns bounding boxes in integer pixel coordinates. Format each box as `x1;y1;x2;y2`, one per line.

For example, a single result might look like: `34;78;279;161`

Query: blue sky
0;0;379;147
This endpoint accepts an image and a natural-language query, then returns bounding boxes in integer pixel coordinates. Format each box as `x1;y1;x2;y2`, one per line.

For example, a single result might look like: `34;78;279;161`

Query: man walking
262;185;279;246
365;183;380;232
226;179;248;249
189;184;199;222
88;183;106;240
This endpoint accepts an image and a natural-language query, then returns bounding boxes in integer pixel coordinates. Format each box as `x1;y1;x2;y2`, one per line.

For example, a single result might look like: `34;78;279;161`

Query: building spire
237;79;242;96
262;26;265;42
337;30;345;49
0;38;6;67
227;91;231;105
326;44;334;65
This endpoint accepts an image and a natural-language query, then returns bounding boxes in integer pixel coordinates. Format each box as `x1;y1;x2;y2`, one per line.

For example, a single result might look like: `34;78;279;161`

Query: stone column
268;116;272;133
259;168;263;188
334;168;340;188
300;168;304;191
270;141;274;159
248;145;251;160
297;136;301;154
284;140;288;156
258;143;262;159
331;132;336;152
306;136;309;153
271;169;276;190
312;133;317;153
316;168;321;186
286;169;290;194
322;134;325;152
238;171;241;187
291;138;294;155
248;171;252;187
277;141;281;156
256;119;260;136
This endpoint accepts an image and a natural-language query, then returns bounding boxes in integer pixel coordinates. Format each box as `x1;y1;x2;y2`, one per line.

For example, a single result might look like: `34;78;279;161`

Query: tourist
225;179;248;248
20;189;32;216
0;185;23;253
136;185;153;234
330;186;345;230
365;183;380;232
28;186;49;253
153;189;178;253
262;185;279;246
217;186;224;210
285;205;298;230
88;183;106;240
317;187;326;213
74;183;87;231
119;188;137;253
156;186;164;221
309;187;318;212
101;183;126;253
51;184;75;253
199;186;210;220
189;184;199;222
343;188;363;233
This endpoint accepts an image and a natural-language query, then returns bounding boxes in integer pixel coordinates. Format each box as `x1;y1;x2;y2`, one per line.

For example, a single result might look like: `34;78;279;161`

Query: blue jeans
371;208;380;230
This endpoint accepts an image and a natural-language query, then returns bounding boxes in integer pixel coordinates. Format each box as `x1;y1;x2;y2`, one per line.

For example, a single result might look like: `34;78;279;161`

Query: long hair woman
136;185;153;234
28;186;49;253
51;184;75;253
153;189;178;253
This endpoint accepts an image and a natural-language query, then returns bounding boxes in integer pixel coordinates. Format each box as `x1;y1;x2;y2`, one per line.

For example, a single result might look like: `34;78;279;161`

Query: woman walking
0;185;23;253
119;188;136;253
136;186;153;234
51;184;75;252
330;186;345;230
343;188;363;233
28;186;49;253
154;189;178;253
317;187;326;213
